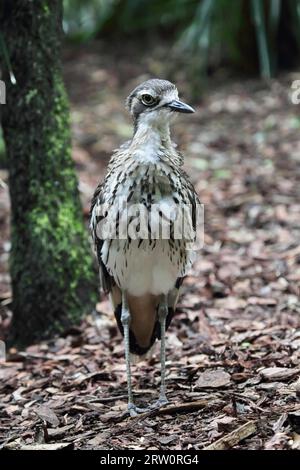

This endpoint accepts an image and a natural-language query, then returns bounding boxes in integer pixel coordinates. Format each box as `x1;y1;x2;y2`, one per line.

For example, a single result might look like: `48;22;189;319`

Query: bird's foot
127;402;148;417
150;395;169;410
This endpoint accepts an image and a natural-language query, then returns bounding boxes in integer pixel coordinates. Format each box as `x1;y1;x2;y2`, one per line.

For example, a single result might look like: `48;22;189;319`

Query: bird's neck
131;119;172;151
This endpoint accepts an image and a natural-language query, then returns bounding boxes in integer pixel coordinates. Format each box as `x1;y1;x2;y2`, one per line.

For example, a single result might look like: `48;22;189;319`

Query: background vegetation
63;0;300;78
2;0;300;162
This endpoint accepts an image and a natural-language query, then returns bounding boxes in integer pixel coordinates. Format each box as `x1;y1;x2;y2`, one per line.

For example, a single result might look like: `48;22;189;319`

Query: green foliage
63;0;113;40
63;0;300;77
251;0;271;77
63;0;196;39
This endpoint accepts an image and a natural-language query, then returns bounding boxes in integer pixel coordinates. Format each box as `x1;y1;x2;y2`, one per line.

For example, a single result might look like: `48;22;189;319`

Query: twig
131;399;209;421
204;421;257;450
90;395;128;403
232;393;266;413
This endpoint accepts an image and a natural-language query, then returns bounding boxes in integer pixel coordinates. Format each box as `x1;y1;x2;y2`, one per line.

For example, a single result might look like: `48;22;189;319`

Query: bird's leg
158;295;169;406
121;291;146;417
151;295;169;409
121;291;133;411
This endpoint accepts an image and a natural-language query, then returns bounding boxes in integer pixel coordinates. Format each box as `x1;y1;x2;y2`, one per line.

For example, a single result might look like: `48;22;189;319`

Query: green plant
62;0;300;77
178;0;300;77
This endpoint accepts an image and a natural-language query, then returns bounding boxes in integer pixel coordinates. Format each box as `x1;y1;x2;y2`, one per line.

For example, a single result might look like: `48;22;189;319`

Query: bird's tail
111;279;183;356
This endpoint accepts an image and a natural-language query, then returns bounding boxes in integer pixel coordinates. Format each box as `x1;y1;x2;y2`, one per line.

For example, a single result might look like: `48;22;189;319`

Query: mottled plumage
90;79;199;414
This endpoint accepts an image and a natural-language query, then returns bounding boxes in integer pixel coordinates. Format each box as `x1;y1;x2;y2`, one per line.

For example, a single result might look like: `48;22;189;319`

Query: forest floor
1;41;300;450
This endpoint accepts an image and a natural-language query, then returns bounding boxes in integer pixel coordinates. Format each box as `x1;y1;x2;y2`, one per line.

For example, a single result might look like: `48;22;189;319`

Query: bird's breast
95;156;195;295
101;238;189;296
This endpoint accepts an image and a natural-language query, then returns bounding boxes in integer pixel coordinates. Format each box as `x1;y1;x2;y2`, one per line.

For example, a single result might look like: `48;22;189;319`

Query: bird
90;78;200;416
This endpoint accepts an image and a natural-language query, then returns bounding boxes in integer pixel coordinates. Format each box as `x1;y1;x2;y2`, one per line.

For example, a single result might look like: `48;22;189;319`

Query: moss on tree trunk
1;0;98;347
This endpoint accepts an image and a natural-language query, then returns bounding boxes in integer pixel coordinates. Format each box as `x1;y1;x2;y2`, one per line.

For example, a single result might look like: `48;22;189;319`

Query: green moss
1;0;98;347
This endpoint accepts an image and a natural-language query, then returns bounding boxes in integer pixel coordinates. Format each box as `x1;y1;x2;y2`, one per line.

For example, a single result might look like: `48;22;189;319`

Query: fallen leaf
216;416;236;432
34;405;59;427
87;432;111;446
156;435;178;445
260;367;300;381
195;370;231;389
215;297;247;310
47;425;75;438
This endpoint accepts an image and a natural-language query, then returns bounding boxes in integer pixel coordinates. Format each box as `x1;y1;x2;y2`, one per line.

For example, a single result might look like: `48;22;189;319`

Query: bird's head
126;78;194;132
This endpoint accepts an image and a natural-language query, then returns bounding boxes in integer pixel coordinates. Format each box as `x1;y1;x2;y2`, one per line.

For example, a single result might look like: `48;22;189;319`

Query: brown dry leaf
99;410;123;423
48;425;75;437
4;404;20;416
156;435;178;445
34;405;60;427
216;416;236;432
195;369;231;389
87;432;111;446
215;297;247;310
260;367;300;381
0;366;19;382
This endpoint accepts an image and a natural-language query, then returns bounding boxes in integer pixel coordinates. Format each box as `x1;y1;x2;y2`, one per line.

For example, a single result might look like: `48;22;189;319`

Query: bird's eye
141;94;156;106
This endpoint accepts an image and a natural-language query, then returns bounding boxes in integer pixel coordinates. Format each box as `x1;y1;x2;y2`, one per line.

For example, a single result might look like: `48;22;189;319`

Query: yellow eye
141;94;156;106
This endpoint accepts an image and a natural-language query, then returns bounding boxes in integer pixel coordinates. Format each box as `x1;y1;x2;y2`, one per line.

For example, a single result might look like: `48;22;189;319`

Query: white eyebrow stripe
138;89;156;97
158;89;179;106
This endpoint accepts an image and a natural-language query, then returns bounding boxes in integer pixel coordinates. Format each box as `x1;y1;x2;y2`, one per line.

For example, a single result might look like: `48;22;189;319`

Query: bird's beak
166;100;195;114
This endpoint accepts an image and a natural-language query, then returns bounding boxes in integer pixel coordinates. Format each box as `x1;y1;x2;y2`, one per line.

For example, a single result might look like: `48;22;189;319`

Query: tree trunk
1;0;98;347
